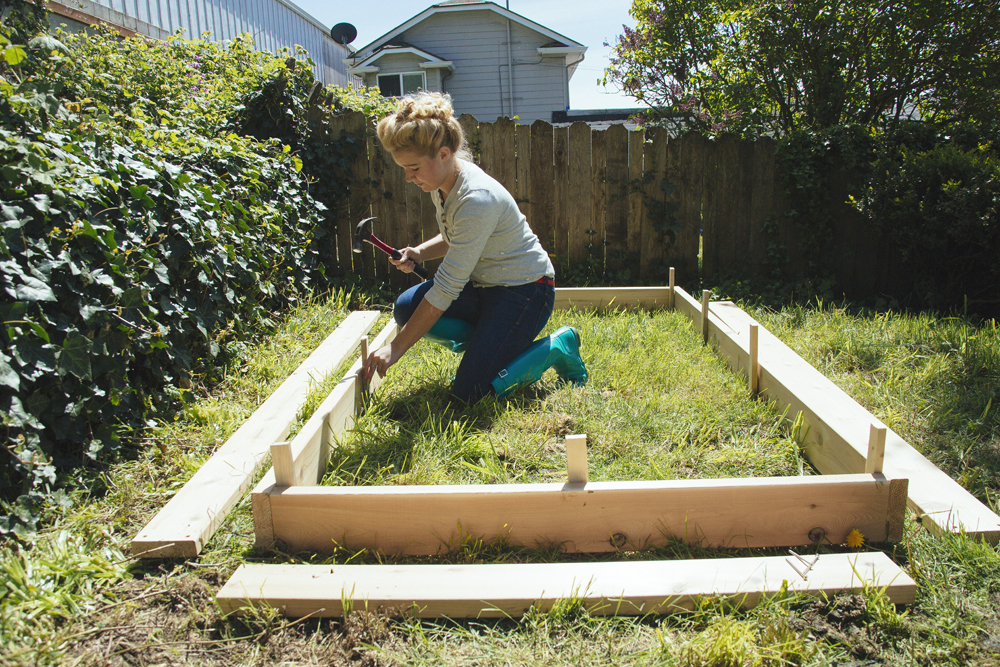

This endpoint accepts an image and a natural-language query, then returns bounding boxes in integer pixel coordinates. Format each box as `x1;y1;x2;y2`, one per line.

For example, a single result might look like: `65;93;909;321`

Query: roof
353;0;585;57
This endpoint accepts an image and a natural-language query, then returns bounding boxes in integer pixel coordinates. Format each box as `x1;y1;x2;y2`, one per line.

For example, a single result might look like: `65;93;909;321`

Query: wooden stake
566;434;588;484
668;267;675;310
701;290;711;344
749;324;759;395
866;424;887;475
270;442;294;487
355;336;369;416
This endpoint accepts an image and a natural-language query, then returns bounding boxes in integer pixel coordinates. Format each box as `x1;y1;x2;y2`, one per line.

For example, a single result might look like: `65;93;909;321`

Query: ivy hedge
0;22;381;535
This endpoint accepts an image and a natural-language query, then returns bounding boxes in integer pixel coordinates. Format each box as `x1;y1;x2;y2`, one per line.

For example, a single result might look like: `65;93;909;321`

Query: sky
290;0;644;110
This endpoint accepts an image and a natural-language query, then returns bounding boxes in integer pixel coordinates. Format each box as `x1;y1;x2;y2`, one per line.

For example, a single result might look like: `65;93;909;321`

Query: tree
606;0;1000;137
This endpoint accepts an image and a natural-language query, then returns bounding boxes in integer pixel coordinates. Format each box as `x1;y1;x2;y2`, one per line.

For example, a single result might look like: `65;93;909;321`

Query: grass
1;288;999;666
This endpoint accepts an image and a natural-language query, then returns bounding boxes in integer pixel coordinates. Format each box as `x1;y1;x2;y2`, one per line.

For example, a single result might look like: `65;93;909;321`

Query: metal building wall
56;0;354;87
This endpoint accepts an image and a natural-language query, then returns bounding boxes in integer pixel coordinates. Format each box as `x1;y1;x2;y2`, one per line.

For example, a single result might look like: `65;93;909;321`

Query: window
377;72;426;97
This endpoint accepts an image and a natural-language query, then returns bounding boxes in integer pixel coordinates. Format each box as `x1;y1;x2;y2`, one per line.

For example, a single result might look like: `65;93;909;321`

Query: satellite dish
330;22;358;45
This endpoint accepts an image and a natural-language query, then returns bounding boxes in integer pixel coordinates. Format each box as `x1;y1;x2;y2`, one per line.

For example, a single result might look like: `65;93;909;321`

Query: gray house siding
47;0;355;87
397;9;568;123
350;3;584;124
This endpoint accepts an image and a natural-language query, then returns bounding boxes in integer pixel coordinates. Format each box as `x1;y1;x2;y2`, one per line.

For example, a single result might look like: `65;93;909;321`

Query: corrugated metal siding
369;9;570;123
68;0;354;86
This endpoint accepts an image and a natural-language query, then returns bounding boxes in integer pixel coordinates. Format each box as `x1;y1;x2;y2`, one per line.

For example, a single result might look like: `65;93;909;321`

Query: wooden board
253;319;399;550
703;301;1000;543
515;123;532;223
495;117;517;197
217;552;916;618
263;475;906;555
529;119;554;253
590;129;606;268
567;121;592;264
343;113;370;275
553;126;569;261
604;124;628;271
554;286;671;311
131;311;381;558
639;127;667;281
626;130;644;268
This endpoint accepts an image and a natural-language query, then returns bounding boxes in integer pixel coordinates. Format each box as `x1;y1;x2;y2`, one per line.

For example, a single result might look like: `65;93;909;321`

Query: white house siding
49;0;355;87
384;9;571;123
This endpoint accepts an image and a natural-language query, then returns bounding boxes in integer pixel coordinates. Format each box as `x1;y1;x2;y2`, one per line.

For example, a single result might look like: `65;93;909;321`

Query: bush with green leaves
0;25;339;535
853;123;1000;316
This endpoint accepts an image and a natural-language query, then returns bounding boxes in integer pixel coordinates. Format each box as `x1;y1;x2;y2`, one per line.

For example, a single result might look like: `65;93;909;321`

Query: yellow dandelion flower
846;529;865;549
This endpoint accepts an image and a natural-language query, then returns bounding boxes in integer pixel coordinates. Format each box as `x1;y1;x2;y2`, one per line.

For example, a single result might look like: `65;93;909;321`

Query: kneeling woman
361;92;587;401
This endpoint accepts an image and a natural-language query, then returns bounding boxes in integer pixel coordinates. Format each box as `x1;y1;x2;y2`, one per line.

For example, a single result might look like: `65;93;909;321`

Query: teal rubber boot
423;317;473;353
491;326;588;399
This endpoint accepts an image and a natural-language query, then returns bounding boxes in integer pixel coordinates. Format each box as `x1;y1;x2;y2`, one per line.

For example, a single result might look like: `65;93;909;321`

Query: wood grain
265;474;905;555
218;551;916;618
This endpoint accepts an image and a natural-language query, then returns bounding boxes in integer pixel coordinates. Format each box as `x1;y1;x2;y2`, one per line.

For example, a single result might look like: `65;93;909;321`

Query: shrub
0;27;331;535
855;124;1000;316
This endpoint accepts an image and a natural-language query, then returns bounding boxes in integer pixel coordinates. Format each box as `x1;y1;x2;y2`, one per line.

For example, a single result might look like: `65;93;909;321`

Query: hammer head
353;217;376;253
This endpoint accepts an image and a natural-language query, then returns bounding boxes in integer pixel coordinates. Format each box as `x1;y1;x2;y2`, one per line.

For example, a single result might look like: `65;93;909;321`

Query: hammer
353;217;429;280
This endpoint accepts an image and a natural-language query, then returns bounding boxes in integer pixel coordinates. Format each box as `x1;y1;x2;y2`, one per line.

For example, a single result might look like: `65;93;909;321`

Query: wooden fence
322;111;900;296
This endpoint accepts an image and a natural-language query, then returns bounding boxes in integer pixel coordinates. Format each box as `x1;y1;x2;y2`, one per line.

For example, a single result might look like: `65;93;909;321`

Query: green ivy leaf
3;46;27;66
57;332;93;381
0;353;19;390
15;276;57;302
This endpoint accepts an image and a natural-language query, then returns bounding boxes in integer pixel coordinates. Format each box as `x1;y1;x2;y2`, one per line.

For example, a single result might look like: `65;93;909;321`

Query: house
45;0;356;87
345;0;587;124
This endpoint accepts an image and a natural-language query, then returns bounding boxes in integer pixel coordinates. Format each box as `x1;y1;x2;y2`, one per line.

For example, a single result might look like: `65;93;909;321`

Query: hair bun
397;92;454;123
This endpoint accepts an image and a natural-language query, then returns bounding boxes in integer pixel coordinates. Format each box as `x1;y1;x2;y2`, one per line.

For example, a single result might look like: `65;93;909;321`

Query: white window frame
377;71;427;97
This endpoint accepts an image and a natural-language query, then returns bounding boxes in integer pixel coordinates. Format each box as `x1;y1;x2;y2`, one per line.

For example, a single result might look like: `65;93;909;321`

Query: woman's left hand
363;343;401;380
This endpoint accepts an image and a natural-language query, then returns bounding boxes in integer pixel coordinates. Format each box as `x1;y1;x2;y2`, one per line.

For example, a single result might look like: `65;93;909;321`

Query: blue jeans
394;279;555;401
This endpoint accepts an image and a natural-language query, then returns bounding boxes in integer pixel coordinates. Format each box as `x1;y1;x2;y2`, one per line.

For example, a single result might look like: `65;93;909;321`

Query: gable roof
354;0;585;57
347;45;455;76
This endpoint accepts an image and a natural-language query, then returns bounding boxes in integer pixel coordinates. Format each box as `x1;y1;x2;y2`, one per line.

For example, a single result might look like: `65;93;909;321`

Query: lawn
2;288;999;667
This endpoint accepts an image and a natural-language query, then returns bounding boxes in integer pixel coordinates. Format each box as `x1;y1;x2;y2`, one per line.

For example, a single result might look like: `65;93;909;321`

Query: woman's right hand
391;247;421;273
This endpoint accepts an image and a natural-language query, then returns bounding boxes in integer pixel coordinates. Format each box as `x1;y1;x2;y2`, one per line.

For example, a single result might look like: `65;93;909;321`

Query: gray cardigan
423;160;554;311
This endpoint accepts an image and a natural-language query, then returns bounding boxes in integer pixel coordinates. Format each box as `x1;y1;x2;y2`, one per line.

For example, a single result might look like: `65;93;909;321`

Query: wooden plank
566;434;588;483
515;123;532;223
218;553;916;618
363;131;384;280
661;136;691;278
553;126;569;262
639;127;667;281
677;133;708;281
131;311;381;558
458;113;479;162
567;121;592;265
404;181;423;252
383;142;408;289
748;137;776;277
590;129;606;269
626;129;644;271
344;112;370;277
554;286;671;311
265;474;906;555
685;298;1000;543
478;120;496;180
604;125;628;272
494;117;517;197
271;442;294;487
529;119;554;253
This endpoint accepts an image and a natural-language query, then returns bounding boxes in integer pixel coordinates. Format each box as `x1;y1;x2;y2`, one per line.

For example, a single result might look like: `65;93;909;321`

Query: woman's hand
363;343;401;380
391;247;422;273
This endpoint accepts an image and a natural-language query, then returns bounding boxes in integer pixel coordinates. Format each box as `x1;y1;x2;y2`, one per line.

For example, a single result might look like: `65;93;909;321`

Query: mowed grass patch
324;306;803;490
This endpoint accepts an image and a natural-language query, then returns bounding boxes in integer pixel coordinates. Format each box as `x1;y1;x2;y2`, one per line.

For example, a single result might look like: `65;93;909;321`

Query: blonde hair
377;92;470;159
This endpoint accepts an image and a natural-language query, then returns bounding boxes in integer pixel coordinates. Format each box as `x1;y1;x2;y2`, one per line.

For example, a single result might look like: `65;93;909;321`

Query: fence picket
567;122;592;265
605;125;628;273
529;120;554;253
516;124;531;224
590;129;606;269
627;129;644;271
553;126;569;261
640;127;668;281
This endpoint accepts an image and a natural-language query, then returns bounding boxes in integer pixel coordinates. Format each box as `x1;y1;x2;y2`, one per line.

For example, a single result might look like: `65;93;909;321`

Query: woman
362;92;587;402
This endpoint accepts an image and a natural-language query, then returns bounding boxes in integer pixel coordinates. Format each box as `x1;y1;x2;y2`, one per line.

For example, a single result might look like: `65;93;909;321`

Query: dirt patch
787;594;894;662
60;568;399;667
